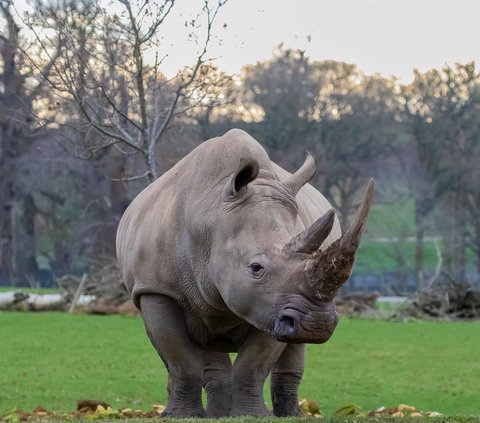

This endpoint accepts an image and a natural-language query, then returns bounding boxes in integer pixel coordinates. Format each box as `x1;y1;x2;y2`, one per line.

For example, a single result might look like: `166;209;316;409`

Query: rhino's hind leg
271;343;305;416
139;294;206;417
202;351;232;417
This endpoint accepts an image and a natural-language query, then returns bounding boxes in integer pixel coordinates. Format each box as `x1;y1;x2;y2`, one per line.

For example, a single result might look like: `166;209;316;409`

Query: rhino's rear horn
284;152;316;196
284;209;336;254
224;158;259;198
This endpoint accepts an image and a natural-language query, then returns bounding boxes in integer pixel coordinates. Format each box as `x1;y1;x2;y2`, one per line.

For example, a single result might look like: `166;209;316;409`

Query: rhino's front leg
271;343;305;416
202;351;232;417
230;328;286;416
139;294;205;417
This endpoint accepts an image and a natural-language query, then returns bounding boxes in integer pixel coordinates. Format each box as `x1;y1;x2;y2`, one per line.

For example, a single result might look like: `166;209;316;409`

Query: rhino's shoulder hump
215;128;268;158
181;129;271;179
221;128;256;143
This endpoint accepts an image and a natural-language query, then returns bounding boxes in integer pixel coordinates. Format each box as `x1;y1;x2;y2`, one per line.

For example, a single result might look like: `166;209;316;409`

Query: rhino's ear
224;158;259;199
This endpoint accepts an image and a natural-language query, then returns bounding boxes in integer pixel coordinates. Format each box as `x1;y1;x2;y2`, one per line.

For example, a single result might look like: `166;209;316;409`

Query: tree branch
106;170;151;182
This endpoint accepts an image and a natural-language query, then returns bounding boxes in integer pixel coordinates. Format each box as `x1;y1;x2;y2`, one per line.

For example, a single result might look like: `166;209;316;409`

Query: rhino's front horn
283;209;336;254
304;179;374;300
284;152;316;196
339;178;375;254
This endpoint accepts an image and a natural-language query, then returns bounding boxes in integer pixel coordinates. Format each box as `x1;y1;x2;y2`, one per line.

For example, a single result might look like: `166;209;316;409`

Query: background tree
0;0;61;284
463;86;480;274
307;68;401;227
2;3;480;291
241;45;317;168
26;0;230;182
403;63;480;286
18;0;230;260
239;52;400;227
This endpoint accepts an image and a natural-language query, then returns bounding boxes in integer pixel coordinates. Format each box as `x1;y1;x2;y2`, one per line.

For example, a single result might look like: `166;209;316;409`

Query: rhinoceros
116;129;373;417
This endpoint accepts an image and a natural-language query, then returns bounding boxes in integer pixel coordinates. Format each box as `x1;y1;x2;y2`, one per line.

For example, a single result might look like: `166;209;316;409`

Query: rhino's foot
272;392;303;416
161;406;206;418
205;384;232;417
229;403;271;417
273;406;303;417
272;398;303;417
206;408;230;418
271;344;305;417
206;396;231;418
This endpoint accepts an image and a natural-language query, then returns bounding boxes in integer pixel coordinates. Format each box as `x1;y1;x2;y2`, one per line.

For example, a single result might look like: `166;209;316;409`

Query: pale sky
159;0;480;82
12;0;480;82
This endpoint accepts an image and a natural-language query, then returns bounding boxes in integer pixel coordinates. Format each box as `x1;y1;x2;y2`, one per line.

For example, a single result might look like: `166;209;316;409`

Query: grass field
352;199;477;275
1;313;479;417
355;240;440;273
0;287;59;294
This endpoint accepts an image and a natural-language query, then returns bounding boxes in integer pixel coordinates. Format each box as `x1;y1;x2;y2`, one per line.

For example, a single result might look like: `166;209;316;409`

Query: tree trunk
0;157;12;283
441;194;466;283
454;199;466;282
20;194;39;277
102;147;130;256
98;75;131;256
415;230;424;290
0;123;17;285
0;4;34;285
0;122;39;285
414;211;425;290
475;227;480;278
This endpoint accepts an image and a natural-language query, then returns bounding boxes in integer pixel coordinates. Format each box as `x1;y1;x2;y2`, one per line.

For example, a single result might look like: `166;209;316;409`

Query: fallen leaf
398;404;416;412
334;403;367;416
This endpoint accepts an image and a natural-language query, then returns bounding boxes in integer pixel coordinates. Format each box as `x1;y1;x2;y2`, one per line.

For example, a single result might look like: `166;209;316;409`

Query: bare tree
241;46;318;164
23;0;230;183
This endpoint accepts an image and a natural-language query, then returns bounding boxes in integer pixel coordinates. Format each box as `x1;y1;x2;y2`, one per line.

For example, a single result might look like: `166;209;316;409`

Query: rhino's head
208;155;374;344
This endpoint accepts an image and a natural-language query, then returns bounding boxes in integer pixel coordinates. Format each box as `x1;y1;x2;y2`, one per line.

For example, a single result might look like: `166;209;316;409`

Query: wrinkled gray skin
116;129;373;417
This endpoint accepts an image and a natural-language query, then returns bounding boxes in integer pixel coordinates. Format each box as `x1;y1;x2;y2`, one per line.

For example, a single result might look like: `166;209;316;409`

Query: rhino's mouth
271;305;339;344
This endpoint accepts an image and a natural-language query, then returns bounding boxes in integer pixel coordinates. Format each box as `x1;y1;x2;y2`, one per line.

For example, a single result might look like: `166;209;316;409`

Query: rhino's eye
249;263;264;275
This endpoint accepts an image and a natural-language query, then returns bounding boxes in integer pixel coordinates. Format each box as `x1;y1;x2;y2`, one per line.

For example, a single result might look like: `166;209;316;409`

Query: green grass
9;418;480;423
302;319;480;416
344;199;420;273
376;300;406;312
355;239;477;274
0;287;59;294
355;239;442;273
0;313;479;417
355;199;478;274
366;199;416;238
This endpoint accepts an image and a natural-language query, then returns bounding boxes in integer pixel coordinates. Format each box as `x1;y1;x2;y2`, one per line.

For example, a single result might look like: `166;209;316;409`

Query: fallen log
0;291;95;312
393;277;480;320
336;292;379;315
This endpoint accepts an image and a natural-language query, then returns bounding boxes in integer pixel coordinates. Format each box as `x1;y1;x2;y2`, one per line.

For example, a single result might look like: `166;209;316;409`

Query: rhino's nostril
276;312;297;337
273;310;299;339
279;315;295;330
